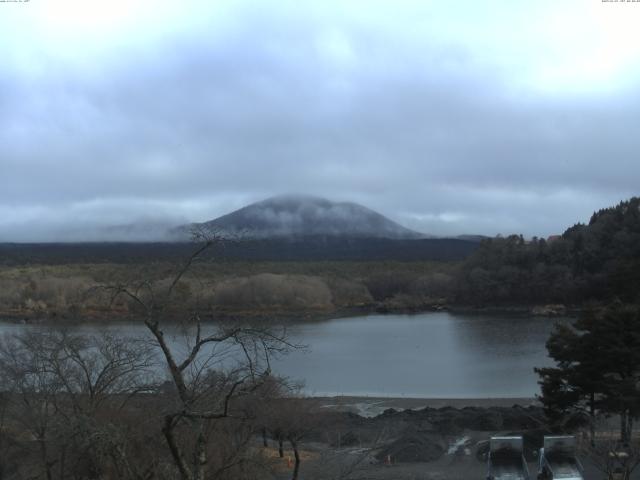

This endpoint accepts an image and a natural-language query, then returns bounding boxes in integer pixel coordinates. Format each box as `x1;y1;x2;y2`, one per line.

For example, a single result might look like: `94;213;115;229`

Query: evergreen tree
536;303;640;443
457;196;640;305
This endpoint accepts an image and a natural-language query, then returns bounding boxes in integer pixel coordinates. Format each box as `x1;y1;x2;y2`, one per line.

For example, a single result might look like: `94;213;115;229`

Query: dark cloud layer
1;1;639;241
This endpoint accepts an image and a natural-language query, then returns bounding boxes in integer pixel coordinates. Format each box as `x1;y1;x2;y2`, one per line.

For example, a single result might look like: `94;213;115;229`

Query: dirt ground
267;396;638;480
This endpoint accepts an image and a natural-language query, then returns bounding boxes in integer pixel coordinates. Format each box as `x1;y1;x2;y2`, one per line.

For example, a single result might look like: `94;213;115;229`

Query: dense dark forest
455;197;640;306
0;237;477;265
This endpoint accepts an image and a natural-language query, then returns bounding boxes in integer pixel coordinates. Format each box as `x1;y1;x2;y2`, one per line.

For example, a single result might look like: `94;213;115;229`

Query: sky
1;0;640;241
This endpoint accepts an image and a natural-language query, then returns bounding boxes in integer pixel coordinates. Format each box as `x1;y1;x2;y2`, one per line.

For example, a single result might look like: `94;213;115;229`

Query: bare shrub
578;429;640;480
409;272;454;299
362;272;416;302
213;273;333;310
326;278;373;308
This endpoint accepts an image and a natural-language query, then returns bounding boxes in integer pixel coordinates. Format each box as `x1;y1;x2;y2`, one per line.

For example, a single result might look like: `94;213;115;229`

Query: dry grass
0;260;453;320
259;446;320;474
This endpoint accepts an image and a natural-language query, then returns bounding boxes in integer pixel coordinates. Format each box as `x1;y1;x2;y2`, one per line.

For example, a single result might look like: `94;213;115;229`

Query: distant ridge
174;195;425;240
452;234;489;243
0;238;478;264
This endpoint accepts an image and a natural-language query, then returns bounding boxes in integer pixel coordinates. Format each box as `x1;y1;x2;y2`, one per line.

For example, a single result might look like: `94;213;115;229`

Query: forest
454;197;640;306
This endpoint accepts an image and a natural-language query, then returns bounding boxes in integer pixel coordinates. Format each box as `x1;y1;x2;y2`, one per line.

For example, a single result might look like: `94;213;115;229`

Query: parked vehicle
537;436;584;480
487;436;530;480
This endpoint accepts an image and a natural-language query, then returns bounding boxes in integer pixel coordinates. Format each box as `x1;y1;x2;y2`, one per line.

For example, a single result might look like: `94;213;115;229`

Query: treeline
454;197;640;306
0;262;455;321
0;237;477;265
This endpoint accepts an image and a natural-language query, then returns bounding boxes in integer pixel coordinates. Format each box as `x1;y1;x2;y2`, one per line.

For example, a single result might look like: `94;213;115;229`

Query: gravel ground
269;397;638;480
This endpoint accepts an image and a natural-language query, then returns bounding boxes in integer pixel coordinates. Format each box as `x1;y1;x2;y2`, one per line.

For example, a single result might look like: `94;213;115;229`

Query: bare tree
284;398;320;480
0;331;63;480
0;234;298;480
578;423;640;480
0;329;156;480
260;390;321;480
303;424;390;480
99;234;298;480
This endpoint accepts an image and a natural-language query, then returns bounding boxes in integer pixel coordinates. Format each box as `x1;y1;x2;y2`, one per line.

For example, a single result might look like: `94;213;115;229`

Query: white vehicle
537;436;584;480
487;436;530;480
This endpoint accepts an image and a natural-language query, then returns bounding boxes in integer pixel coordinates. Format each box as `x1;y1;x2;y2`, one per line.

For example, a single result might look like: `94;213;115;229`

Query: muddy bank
447;303;582;317
299;398;550;478
317;401;546;446
0;301;578;325
313;396;546;457
316;396;539;417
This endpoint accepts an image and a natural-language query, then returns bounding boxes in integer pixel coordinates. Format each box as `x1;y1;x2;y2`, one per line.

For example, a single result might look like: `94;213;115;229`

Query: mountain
0;196;486;262
93;220;182;242
176;195;425;240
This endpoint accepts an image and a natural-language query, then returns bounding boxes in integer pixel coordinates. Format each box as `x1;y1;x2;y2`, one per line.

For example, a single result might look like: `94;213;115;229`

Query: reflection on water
0;312;564;398
275;313;563;398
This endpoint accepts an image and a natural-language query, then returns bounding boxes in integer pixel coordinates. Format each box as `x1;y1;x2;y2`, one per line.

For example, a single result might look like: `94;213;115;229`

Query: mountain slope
179;195;425;239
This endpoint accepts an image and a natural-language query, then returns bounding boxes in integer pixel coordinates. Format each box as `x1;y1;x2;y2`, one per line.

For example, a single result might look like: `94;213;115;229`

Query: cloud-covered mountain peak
186;195;425;239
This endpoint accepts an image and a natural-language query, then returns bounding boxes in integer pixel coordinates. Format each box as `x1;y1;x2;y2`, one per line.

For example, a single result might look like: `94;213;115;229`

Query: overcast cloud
1;0;639;241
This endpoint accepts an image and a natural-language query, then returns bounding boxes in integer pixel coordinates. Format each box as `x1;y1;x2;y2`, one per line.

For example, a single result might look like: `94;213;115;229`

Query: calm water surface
0;312;562;398
280;313;562;397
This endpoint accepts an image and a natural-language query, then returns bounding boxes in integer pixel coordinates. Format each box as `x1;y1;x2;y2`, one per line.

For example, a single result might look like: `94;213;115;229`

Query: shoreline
313;395;539;417
0;303;577;325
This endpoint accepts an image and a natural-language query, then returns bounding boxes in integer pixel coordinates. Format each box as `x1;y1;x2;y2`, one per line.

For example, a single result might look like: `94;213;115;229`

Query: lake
0;312;563;398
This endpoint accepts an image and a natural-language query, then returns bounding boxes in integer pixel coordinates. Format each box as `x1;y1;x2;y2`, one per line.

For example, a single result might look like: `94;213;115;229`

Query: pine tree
536;303;640;443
